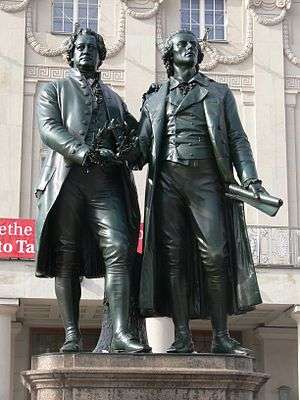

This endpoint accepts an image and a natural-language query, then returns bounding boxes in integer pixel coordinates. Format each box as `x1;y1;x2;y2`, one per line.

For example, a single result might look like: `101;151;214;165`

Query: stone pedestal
21;353;268;400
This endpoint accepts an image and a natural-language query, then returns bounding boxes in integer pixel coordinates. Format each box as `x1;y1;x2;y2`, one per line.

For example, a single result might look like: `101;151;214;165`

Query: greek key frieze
25;65;125;85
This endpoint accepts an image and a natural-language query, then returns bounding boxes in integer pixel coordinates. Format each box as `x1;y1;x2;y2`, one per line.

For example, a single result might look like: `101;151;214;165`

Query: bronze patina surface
120;30;280;355
35;27;148;354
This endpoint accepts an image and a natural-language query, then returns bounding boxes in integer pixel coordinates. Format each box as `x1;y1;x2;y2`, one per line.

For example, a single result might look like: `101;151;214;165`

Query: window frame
180;0;228;43
51;0;99;35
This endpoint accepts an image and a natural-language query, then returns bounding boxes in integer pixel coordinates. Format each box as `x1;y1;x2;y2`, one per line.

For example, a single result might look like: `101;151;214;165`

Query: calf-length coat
137;73;262;319
35;68;140;278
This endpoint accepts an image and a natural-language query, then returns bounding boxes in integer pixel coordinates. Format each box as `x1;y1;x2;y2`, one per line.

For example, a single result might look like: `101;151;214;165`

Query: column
10;322;23;400
285;93;299;227
0;299;19;400
146;318;174;353
292;306;300;399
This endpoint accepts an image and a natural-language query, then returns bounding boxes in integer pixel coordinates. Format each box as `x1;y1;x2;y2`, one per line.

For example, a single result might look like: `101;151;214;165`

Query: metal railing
247;226;300;267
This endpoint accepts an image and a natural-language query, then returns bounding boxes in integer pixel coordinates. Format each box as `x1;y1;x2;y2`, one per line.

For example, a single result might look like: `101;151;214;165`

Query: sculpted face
73;33;100;71
171;32;199;69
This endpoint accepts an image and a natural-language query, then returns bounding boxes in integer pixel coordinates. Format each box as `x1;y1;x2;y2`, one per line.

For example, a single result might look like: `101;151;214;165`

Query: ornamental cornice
25;65;125;85
0;0;299;69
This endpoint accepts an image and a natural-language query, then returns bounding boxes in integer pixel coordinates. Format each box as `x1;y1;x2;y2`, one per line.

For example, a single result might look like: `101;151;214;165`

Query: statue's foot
110;331;152;353
166;337;195;354
211;334;253;356
60;336;82;353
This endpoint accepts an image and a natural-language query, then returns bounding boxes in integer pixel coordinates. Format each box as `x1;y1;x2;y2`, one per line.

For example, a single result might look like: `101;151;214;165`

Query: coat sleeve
121;101;139;131
224;87;259;186
135;105;153;169
38;82;90;165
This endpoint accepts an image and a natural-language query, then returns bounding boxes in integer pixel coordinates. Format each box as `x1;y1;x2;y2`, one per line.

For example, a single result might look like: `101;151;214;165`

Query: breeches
51;166;133;278
155;160;228;292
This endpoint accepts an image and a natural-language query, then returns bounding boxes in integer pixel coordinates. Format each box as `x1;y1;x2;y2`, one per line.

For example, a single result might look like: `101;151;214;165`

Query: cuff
243;178;262;189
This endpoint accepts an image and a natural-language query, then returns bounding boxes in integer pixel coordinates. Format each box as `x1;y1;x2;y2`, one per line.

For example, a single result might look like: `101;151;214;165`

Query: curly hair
162;30;204;77
64;27;107;68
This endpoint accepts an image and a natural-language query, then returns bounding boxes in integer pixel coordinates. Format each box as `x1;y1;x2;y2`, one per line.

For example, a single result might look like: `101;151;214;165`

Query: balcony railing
247;226;300;267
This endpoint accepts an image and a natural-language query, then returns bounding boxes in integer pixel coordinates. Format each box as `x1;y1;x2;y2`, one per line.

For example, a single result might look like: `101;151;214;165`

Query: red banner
0;218;144;260
0;218;35;260
137;223;144;254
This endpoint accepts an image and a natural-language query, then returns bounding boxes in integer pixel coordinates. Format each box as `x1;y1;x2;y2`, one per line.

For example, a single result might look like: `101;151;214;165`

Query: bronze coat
138;74;262;318
35;69;140;278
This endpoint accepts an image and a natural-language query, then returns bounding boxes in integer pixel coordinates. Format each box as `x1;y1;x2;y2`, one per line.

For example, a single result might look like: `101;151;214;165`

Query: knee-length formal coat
35;68;140;279
137;73;262;319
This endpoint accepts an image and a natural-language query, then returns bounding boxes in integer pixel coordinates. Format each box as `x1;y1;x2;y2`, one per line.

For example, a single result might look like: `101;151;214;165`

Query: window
181;0;226;41
52;0;99;34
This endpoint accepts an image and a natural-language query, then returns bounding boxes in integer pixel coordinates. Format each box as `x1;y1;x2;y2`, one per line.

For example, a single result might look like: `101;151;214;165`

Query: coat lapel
175;85;208;114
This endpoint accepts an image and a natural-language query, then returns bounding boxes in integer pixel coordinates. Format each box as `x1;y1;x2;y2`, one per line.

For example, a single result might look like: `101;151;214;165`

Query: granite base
21;353;269;400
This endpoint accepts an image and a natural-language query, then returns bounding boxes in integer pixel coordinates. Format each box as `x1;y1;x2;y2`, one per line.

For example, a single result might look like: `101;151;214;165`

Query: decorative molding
247;0;290;26
26;2;68;57
156;8;254;71
25;65;125;85
156;71;254;90
1;0;299;70
285;76;300;91
106;3;126;58
0;0;31;12
25;0;126;58
247;226;294;267
25;65;69;80
207;73;254;89
283;20;300;66
121;0;164;19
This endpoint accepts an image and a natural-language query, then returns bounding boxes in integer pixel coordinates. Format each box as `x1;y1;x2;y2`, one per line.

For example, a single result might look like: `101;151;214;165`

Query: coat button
84;92;89;96
79;130;84;135
85;111;90;115
82;120;88;125
85;101;91;105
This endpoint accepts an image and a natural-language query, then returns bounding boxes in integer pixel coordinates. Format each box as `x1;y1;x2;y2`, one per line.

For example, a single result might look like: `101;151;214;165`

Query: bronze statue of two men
35;27;272;355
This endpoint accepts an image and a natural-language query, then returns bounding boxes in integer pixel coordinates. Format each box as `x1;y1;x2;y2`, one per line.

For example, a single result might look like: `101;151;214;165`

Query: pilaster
285;92;298;227
0;7;26;217
0;299;19;400
291;306;300;399
253;18;288;226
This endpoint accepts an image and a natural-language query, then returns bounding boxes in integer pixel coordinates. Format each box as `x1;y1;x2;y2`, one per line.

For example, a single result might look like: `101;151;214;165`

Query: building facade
0;0;300;399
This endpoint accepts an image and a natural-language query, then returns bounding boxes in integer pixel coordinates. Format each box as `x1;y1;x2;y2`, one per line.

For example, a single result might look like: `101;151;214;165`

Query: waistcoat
85;83;115;152
162;85;214;165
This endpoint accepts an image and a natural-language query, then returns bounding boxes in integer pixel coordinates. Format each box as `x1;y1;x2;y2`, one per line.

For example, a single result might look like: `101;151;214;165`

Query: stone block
21;353;269;400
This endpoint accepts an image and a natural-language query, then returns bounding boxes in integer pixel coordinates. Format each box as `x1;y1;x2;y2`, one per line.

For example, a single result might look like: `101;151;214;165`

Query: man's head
65;28;107;71
162;30;204;77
